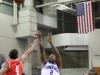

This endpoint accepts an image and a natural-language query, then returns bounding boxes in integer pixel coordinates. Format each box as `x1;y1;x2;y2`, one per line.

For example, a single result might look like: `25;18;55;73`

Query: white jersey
41;62;60;75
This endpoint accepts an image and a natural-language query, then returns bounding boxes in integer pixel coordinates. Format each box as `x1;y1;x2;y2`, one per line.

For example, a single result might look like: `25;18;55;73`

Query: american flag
76;1;94;34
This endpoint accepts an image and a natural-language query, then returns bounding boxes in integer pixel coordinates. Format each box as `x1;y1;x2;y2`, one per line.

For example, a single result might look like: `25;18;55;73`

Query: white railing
43;33;88;48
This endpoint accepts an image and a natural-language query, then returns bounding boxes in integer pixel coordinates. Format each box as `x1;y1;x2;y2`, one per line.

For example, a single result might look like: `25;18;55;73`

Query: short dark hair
89;70;98;75
85;70;98;75
9;49;18;59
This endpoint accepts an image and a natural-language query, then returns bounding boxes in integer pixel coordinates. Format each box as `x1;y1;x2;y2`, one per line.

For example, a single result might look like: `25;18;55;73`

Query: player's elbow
22;55;28;62
23;56;28;61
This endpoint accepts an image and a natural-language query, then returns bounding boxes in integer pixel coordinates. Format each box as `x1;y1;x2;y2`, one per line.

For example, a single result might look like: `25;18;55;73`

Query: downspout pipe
13;1;17;25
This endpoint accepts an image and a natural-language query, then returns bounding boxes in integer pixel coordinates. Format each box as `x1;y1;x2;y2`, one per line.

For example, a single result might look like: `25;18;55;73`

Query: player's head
48;54;56;62
9;49;18;59
84;70;98;75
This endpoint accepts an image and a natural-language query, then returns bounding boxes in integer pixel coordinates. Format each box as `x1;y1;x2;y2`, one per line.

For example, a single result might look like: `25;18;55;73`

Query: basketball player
35;31;62;75
0;39;38;75
84;70;98;75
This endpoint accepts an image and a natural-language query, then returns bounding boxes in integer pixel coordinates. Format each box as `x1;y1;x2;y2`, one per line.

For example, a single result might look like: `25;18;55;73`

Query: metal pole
2;1;19;7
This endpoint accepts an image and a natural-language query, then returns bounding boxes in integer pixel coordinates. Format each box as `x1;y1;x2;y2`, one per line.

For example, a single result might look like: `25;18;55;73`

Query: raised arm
35;31;47;65
0;62;9;75
19;39;38;63
47;33;62;70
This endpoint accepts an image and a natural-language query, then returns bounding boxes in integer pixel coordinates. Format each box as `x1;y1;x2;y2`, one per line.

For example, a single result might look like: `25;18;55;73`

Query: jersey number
16;65;19;75
50;70;53;75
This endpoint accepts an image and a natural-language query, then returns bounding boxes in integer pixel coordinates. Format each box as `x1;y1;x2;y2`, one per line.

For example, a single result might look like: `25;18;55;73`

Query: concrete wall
0;13;40;75
43;33;88;48
43;6;57;17
89;29;100;69
0;3;19;17
61;68;88;75
37;13;57;28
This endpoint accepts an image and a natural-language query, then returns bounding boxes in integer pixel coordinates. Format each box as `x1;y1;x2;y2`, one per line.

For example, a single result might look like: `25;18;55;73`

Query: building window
93;1;100;17
93;1;100;29
95;20;100;28
51;10;77;35
34;0;43;14
51;1;100;34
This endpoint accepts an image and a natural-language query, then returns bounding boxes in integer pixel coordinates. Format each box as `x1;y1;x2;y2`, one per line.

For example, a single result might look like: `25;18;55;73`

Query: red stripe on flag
88;2;92;31
87;2;91;32
77;17;80;34
79;16;82;33
85;2;89;32
83;15;86;33
91;1;94;31
81;16;84;33
79;17;81;34
84;2;88;33
82;15;85;33
90;1;94;31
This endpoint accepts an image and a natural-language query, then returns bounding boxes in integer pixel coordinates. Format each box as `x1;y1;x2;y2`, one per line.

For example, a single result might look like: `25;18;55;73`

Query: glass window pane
95;21;100;28
70;23;77;33
52;29;58;35
57;12;62;20
64;22;71;33
58;20;63;33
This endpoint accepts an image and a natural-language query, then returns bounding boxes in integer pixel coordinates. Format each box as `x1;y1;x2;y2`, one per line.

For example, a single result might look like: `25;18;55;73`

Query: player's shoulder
41;61;49;68
5;59;12;63
1;61;9;69
6;59;21;62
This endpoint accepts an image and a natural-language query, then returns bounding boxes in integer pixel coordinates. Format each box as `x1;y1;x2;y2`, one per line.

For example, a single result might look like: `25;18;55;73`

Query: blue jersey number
50;70;53;75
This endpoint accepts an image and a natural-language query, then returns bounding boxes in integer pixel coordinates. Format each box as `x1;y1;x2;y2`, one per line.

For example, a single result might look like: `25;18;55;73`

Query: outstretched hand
47;32;52;43
35;31;42;39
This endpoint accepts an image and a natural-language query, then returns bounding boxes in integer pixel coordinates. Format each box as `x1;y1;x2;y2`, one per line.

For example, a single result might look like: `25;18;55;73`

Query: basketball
14;0;25;4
